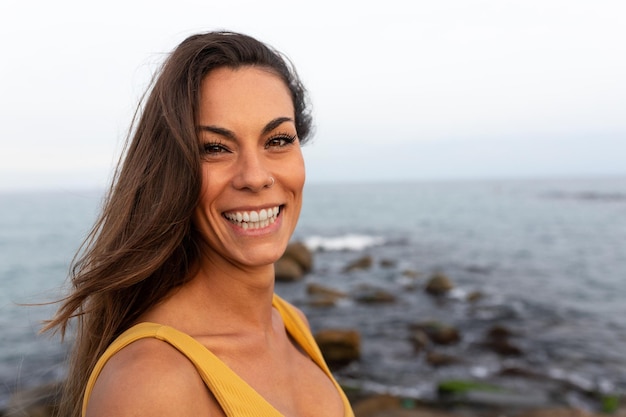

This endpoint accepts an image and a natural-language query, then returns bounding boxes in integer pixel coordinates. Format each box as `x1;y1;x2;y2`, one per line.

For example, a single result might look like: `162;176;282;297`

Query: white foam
304;234;385;252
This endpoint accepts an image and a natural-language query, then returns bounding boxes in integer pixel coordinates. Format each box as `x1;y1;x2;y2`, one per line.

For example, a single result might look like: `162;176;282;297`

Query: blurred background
1;0;625;414
1;0;625;189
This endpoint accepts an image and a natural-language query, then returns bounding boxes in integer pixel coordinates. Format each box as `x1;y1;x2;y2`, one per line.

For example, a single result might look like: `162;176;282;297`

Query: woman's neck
140;256;278;336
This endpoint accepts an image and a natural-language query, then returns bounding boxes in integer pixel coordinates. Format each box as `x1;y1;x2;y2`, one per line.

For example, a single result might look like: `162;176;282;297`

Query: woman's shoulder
85;337;212;417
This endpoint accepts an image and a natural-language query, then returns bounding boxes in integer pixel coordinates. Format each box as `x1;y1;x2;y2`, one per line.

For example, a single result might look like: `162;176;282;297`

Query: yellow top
82;294;354;417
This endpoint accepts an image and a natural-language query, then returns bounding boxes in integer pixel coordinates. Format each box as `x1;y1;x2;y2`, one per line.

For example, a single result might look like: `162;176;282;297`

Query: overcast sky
1;0;625;191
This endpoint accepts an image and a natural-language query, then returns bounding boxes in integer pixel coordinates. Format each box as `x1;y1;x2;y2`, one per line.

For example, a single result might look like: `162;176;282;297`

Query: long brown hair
44;31;312;417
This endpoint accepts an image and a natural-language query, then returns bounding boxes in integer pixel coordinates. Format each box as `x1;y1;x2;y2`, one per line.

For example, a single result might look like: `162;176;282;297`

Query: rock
306;283;347;299
453;389;550;409
306;295;339;307
343;255;373;272
437;379;551;409
5;382;61;417
306;283;347;307
351;394;463;417
274;241;314;281
282;241;313;272
274;257;304;281
380;259;396;268
466;291;484;303
353;286;396;304
402;269;420;279
484;325;523;356
411;321;461;345
351;395;400;416
409;329;431;352
424;273;454;296
426;351;461;367
488;339;523;356
498;366;541;378
516;408;596;417
314;329;361;369
487;324;514;339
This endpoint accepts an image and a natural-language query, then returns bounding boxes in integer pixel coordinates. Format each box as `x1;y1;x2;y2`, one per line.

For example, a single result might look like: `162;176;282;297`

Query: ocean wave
304;234;385;252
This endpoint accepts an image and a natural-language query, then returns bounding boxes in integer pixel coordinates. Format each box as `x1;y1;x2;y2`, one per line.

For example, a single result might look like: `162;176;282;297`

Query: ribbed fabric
82;294;354;417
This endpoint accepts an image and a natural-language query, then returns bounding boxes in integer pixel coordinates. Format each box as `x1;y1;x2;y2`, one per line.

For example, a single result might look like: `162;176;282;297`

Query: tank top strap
271;294;354;417
271;294;331;374
82;322;284;417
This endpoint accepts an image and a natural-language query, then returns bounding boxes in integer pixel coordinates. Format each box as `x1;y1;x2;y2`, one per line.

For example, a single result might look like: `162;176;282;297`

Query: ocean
1;177;625;409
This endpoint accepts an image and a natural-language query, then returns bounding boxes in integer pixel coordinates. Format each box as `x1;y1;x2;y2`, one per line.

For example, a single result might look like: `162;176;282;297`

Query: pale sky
1;0;625;191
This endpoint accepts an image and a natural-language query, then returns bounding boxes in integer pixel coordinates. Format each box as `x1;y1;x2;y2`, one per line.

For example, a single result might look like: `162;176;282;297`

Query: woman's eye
203;143;230;155
266;134;297;149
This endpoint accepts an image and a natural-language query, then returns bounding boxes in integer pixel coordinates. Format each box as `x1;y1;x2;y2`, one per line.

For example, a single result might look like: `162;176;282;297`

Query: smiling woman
43;32;353;417
194;67;305;268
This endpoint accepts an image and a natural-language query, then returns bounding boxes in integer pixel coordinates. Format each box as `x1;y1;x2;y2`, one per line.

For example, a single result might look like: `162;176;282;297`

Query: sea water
1;177;625;407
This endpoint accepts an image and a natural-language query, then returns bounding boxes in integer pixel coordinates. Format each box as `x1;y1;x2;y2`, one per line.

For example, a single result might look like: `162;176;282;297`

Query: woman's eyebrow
197;125;235;139
198;117;295;139
262;117;294;135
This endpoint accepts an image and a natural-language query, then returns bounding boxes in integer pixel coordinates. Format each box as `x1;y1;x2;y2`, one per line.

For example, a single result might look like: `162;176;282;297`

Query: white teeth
224;206;280;230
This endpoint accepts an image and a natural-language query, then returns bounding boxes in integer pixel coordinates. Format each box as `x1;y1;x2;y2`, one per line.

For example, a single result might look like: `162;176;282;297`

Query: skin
86;67;345;417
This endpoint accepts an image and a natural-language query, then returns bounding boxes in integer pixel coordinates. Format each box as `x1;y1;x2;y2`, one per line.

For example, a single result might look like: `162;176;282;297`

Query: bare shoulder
86;337;211;417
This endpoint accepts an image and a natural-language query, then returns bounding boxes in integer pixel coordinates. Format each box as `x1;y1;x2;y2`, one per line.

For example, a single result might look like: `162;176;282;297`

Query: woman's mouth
223;206;281;230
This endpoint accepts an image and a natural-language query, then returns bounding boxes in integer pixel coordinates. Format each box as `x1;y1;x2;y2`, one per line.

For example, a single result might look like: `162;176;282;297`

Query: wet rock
466;291;484;303
5;382;60;417
306;295;339;308
343;255;373;272
489;339;523;356
498;366;541;378
402;269;420;279
314;329;361;369
437;379;550;409
379;259;396;268
409;329;431;352
351;394;400;416
454;389;550;409
306;283;347;307
282;241;313;272
306;283;347;299
274;257;304;281
516;408;598;417
487;324;514;339
437;379;500;397
484;325;523;356
353;286;396;304
424;273;454;296
426;351;461;367
411;321;461;345
351;394;464;417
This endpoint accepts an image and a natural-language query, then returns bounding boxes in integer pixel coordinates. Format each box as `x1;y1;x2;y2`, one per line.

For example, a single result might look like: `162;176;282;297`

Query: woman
46;31;354;417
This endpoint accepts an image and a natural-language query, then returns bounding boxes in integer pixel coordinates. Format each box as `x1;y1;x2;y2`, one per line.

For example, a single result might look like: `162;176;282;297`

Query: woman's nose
232;150;273;192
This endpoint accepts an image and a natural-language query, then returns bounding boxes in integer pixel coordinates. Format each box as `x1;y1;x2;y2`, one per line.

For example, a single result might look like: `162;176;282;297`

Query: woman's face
193;66;305;269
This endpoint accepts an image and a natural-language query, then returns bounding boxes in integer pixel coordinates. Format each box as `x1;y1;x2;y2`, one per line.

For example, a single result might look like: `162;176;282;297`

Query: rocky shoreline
3;242;624;416
278;243;626;416
3;382;624;417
